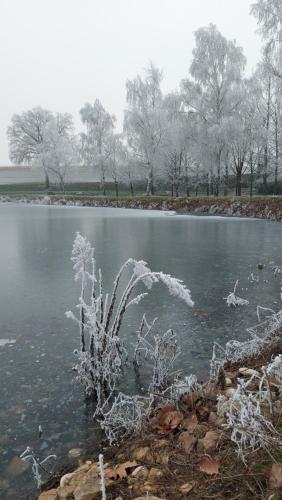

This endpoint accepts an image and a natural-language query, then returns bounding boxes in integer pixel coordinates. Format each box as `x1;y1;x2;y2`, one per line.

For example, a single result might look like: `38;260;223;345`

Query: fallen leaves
182;412;198;433
197;430;219;453
179;393;200;412
178;432;197;453
269;463;282;489
179;482;194;494
196;405;210;422
153;404;183;434
104;461;138;480
198;456;220;475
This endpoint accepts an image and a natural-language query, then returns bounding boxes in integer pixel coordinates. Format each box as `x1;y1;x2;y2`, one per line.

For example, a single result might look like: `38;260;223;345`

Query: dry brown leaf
183;412;198;433
178;432;197;453
179;482;193;494
196;405;210;421
153;404;183;434
269;463;282;489
104;461;138;480
198;456;220;475
179;393;199;411
197;430;219;453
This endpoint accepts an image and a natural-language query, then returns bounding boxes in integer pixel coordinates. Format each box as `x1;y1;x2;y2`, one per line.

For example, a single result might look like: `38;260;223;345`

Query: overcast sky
0;0;261;165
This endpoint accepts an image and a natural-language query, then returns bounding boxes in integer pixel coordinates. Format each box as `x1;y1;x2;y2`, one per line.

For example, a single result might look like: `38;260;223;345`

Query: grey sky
0;0;261;165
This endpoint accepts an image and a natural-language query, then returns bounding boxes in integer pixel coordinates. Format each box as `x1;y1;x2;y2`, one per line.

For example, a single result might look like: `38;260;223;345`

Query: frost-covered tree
251;0;282;78
38;119;77;192
7;108;74;189
124;63;164;195
181;24;246;196
161;92;192;196
80;100;116;194
7;107;52;188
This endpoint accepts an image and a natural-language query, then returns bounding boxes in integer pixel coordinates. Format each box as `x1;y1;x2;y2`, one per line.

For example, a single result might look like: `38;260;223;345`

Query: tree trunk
59;176;65;193
275;114;279;194
44;170;50;190
146;165;155;195
214;153;221;197
130;180;134;197
249;153;254;198
114;179;119;198
224;163;229;196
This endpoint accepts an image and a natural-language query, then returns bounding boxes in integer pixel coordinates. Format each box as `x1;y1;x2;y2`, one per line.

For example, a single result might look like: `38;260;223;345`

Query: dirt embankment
2;195;282;221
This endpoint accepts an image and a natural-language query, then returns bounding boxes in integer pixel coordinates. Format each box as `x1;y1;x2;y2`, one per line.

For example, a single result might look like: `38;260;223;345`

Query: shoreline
37;331;282;500
1;194;282;221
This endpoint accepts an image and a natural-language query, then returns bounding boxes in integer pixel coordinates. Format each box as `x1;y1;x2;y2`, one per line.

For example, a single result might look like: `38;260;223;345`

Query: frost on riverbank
31;233;282;498
2;194;282;221
38;313;282;499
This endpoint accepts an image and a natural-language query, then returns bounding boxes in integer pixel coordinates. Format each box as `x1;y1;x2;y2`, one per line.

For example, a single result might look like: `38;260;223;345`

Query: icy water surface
0;204;281;498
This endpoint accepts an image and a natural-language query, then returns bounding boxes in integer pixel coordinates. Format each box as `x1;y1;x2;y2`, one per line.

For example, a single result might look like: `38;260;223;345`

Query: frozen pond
0;204;281;498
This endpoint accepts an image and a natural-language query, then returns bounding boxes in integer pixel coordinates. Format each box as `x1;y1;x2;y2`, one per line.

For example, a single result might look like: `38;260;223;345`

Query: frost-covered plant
169;373;202;400
223;378;281;461
211;307;282;366
98;454;106;500
20;447;56;488
210;342;227;382
99;392;150;444
266;354;282;386
133;315;180;392
224;280;249;307
66;233;194;407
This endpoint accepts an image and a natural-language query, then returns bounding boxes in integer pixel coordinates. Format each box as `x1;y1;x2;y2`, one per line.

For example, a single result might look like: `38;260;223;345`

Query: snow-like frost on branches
133;315;180;392
99;392;150;445
169;374;202;400
210;308;282;371
66;233;194;407
222;378;281;461
20;447;56;488
224;280;249;307
266;354;282;387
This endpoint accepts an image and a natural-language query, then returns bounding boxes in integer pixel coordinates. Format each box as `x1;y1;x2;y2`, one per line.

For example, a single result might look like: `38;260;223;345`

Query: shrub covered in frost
66;233;194;407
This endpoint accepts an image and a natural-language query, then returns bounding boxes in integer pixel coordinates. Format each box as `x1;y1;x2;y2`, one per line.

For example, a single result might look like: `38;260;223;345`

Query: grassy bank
1;185;282;221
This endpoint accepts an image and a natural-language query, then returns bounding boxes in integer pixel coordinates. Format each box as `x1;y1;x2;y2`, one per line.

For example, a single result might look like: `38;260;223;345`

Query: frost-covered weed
99;392;150;444
98;454;106;500
67;233;193;408
169;373;202;400
222;378;281;461
133;315;180;392
224;280;249;307
266;354;282;386
20;447;56;488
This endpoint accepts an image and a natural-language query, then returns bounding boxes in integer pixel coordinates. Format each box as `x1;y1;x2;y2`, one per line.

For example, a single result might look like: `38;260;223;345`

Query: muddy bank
1;195;282;221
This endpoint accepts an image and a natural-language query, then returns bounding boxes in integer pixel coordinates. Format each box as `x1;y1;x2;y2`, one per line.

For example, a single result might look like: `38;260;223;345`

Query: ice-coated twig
133;315;180;392
19;447;56;488
99;392;150;444
222;378;281;462
224;280;249;307
98;454;106;500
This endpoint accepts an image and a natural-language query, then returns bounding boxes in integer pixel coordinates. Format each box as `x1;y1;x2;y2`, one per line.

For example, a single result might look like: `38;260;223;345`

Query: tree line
7;0;282;197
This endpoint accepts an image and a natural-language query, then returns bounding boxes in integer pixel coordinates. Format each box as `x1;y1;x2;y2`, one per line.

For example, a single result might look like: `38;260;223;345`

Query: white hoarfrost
99;392;150;445
221;377;281;461
133;315;180;392
67;233;194;408
224;280;249;307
